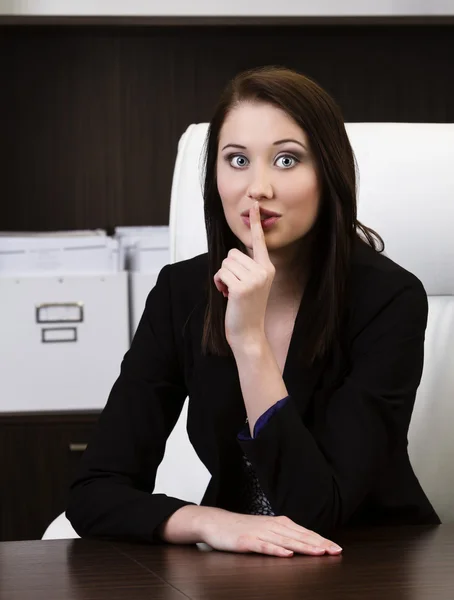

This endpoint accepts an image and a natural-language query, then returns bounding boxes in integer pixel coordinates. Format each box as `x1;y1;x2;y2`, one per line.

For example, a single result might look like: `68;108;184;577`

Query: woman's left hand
213;201;275;351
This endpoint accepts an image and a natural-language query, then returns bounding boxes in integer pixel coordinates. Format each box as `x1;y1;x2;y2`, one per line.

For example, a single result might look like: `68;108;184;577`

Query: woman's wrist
157;505;222;544
229;333;268;359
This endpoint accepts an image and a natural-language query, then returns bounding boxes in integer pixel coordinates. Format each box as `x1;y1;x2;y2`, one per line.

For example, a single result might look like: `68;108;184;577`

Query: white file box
126;227;170;338
115;226;169;271
130;229;169;273
0;235;120;276
0;272;129;412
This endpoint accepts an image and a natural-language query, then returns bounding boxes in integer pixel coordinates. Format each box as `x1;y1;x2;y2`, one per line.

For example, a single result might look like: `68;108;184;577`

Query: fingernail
314;547;325;552
330;545;342;552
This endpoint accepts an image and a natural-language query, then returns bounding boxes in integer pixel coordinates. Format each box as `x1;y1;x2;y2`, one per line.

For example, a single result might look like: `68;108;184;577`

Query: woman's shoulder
348;237;427;328
167;252;208;283
142;253;208;335
351;237;426;294
165;252;209;305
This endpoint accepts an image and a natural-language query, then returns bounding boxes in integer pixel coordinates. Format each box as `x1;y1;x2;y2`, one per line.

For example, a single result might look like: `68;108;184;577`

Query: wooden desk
2;525;454;599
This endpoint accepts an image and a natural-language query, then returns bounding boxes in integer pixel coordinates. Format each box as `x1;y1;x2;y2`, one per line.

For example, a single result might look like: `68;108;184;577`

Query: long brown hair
201;66;383;366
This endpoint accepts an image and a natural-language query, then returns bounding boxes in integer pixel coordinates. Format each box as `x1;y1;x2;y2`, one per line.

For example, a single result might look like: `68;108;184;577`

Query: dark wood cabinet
0;411;100;541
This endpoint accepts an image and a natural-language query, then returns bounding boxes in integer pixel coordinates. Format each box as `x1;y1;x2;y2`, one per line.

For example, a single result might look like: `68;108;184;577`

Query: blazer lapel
283;335;326;422
282;288;328;421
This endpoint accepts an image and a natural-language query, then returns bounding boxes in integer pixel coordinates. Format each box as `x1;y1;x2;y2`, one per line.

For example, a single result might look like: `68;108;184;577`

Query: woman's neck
239;237;310;307
267;270;305;310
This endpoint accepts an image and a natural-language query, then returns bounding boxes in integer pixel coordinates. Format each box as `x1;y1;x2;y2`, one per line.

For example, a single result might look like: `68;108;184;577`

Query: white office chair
169;121;454;523
43;121;454;540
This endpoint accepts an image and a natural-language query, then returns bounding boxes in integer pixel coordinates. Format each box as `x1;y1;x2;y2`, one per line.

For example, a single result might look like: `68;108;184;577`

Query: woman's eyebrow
221;143;246;151
221;139;307;152
273;138;307;150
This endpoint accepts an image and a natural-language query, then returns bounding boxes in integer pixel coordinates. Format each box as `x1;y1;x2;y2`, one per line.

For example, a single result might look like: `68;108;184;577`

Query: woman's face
216;101;320;262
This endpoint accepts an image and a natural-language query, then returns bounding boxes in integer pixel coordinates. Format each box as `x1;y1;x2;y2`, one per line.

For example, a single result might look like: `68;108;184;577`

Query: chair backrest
169;122;454;523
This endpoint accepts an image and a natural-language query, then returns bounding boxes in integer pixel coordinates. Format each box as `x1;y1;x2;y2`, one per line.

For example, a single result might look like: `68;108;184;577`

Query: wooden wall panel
0;24;453;231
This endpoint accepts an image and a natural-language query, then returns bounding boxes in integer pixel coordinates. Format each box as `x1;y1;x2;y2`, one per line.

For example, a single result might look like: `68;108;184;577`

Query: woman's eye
228;154;249;168
275;154;298;168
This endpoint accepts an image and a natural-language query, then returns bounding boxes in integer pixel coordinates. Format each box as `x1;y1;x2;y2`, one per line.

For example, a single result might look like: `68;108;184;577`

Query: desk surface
2;525;454;600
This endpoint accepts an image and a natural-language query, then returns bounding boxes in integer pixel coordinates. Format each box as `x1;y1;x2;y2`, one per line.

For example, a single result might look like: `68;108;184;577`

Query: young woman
67;66;440;558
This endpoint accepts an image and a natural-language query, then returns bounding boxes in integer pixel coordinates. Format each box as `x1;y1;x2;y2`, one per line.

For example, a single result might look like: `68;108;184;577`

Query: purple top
237;395;290;440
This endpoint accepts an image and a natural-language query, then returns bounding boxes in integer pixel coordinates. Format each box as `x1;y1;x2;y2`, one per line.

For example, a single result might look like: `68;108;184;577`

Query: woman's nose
246;170;274;199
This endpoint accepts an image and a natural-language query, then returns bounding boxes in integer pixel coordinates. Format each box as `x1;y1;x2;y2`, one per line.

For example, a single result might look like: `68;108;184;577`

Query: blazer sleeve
66;264;193;543
237;276;428;534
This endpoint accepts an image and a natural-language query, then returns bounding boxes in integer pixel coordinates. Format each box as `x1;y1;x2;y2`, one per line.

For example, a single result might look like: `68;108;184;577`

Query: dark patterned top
238;407;289;517
241;455;275;516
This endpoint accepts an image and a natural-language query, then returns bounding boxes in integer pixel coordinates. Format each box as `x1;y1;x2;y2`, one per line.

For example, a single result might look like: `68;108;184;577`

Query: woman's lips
241;215;281;230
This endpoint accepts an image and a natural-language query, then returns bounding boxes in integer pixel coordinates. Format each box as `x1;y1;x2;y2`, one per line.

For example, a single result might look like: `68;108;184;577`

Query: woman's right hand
197;507;342;558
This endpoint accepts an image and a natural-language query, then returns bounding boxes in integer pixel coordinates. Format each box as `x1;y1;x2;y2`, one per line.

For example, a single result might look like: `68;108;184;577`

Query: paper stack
0;230;121;276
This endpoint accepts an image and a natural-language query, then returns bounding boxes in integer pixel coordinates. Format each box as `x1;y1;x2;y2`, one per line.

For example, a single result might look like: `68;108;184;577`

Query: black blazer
66;238;440;542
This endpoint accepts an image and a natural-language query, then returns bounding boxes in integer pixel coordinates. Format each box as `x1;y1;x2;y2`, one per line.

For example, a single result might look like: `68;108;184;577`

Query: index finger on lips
250;201;270;266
